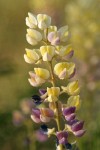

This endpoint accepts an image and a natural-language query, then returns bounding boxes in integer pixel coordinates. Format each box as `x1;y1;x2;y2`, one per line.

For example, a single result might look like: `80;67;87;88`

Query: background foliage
0;0;100;149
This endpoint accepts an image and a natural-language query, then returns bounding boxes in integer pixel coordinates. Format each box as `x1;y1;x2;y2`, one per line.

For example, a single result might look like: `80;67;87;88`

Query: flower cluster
24;12;85;150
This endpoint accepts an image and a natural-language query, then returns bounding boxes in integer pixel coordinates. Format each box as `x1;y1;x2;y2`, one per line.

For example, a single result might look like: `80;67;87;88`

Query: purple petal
65;113;75;122
56;131;68;140
59;137;67;144
68;119;79;126
74;129;86;137
32;108;41;118
63;107;76;116
39;89;47;95
71;121;84;132
63;50;74;60
69;68;76;79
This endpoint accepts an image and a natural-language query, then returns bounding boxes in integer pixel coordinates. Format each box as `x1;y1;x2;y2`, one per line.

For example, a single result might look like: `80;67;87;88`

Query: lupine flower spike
24;12;86;150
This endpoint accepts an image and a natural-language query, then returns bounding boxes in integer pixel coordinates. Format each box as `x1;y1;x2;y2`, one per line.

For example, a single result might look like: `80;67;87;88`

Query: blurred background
0;0;100;150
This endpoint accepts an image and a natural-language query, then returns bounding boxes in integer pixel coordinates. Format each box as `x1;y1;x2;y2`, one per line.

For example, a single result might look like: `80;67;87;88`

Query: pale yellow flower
40;46;55;61
24;48;41;64
37;14;51;30
58;45;74;60
47;87;60;102
44;26;57;39
61;80;80;95
26;12;37;28
28;68;50;87
54;62;75;79
26;29;42;45
67;95;81;110
58;25;69;42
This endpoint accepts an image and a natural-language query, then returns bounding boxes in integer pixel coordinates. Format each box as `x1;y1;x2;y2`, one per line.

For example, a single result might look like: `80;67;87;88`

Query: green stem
48;61;63;150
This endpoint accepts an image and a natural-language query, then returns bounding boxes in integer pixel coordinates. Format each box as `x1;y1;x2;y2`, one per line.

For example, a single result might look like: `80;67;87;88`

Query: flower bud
56;131;68;144
58;25;69;42
71;121;84;132
74;129;86;137
58;45;74;60
26;12;37;28
62;80;80;96
39;89;47;95
48;31;60;45
67;95;80;110
37;14;51;30
40;46;55;61
47;87;60;102
40;108;54;122
54;62;75;79
31;108;41;123
62;107;76;116
32;95;42;105
26;29;42;45
24;48;41;64
65;113;76;122
28;68;50;87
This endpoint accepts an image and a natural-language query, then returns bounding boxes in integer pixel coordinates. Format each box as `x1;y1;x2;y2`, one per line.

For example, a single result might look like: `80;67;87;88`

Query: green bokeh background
0;0;100;150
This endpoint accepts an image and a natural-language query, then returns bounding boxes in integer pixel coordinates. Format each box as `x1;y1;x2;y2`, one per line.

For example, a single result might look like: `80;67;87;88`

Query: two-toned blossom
62;107;76;122
37;14;51;30
63;107;85;137
58;45;74;60
61;80;80;95
40;46;55;61
28;68;50;87
54;62;75;79
26;29;42;45
67;95;81;110
56;131;68;144
31;108;54;123
46;87;60;102
26;12;37;28
48;25;69;45
24;48;41;64
26;13;51;30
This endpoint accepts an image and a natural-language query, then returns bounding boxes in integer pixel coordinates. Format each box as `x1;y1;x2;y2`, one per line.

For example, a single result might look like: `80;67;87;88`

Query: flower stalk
24;12;86;150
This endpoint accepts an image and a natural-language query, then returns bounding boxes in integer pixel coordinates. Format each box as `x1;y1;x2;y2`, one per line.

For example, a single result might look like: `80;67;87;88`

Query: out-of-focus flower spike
26;12;37;28
26;29;42;45
37;14;51;30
